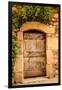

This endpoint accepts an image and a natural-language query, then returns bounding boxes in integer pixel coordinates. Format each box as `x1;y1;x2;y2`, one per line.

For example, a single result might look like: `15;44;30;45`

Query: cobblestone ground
13;76;58;86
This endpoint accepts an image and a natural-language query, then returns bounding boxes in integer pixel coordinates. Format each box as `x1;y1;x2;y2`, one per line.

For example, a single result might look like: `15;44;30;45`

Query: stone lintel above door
20;22;55;34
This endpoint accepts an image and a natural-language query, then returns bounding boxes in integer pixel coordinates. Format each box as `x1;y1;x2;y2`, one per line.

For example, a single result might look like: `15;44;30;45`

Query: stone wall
46;13;59;78
13;13;59;84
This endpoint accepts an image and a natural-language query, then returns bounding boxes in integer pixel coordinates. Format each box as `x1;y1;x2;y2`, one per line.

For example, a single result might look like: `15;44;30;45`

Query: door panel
23;31;46;78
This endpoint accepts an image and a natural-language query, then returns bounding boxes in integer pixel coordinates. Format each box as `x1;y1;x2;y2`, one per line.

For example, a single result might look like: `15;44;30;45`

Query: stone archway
13;21;55;84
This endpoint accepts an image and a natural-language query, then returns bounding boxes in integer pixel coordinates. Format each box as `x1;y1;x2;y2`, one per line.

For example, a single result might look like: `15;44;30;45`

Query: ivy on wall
12;32;18;72
12;4;52;29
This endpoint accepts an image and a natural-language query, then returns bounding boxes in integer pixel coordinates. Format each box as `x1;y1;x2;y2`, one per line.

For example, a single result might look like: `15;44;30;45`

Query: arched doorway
13;22;55;83
23;29;46;78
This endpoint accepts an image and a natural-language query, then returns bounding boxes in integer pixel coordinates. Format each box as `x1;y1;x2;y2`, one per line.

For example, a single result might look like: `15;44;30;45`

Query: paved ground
13;76;58;86
23;76;58;85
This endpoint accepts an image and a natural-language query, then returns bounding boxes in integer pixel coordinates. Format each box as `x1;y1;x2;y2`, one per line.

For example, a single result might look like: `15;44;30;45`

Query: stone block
51;17;57;22
17;31;23;40
13;72;23;83
53;13;59;19
13;55;23;72
46;50;55;64
17;40;21;48
46;64;56;78
53;22;59;26
47;37;58;50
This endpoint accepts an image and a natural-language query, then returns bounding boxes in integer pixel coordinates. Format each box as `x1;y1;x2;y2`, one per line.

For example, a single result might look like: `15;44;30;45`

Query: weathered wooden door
23;30;46;78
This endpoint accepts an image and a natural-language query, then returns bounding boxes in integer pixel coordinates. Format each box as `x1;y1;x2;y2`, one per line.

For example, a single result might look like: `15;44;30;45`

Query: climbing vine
12;4;52;30
12;32;18;72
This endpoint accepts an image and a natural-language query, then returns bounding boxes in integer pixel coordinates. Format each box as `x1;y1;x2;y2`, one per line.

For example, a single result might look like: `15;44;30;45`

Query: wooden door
23;30;46;78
